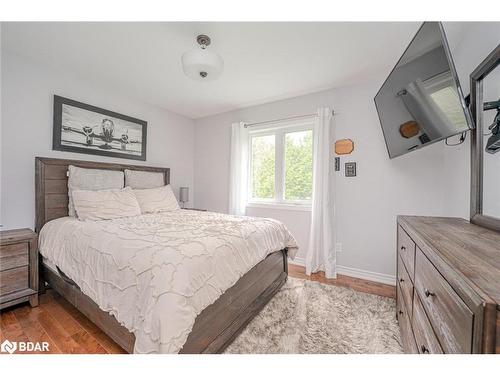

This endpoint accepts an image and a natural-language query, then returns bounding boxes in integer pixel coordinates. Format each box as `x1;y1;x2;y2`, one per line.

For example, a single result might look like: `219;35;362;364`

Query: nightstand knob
421;345;430;354
400;246;406;251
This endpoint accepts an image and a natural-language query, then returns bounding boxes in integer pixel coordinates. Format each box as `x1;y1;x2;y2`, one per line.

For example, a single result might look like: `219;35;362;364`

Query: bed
35;157;297;353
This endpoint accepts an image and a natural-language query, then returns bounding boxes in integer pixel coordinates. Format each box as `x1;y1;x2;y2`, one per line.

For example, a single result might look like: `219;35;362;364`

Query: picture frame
345;162;357;177
53;95;147;161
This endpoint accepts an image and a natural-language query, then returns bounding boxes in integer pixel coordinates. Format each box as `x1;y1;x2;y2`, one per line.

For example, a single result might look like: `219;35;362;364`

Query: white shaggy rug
225;277;403;354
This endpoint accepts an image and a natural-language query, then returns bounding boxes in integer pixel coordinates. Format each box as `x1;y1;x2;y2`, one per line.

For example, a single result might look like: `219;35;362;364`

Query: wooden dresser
396;216;500;354
0;228;39;309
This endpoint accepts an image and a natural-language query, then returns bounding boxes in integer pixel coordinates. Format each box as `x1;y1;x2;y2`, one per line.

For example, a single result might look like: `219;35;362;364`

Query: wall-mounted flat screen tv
375;22;473;159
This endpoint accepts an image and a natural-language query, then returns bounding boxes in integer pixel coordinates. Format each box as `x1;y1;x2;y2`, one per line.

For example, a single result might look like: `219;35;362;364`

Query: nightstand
0;228;38;309
182;208;207;212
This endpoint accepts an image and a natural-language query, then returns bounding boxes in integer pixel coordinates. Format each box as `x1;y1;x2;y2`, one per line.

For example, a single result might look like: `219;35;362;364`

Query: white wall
194;22;500;283
0;25;3;216
0;50;195;230
194;80;451;281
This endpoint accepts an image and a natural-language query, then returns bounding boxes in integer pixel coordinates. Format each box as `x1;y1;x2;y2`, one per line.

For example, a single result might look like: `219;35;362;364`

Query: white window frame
247;118;314;211
423;71;455;94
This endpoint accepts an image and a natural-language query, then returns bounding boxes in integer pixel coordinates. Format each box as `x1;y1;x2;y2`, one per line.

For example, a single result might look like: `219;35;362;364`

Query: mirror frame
470;44;500;232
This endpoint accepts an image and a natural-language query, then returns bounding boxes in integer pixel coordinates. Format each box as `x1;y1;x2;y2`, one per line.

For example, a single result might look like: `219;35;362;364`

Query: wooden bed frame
35;157;288;353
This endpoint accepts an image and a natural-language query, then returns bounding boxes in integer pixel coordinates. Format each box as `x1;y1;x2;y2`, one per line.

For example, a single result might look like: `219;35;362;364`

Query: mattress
39;210;298;353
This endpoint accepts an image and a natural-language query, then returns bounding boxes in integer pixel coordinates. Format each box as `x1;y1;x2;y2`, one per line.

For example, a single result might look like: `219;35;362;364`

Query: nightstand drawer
0;228;38;309
0;266;29;295
0;243;29;271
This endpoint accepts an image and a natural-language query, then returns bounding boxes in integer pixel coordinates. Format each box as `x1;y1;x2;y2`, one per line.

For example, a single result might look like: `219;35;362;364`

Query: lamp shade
181;48;223;81
179;187;189;203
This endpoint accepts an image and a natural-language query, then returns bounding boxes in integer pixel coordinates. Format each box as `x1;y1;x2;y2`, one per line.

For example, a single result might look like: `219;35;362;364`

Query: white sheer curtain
306;107;336;278
228;122;249;215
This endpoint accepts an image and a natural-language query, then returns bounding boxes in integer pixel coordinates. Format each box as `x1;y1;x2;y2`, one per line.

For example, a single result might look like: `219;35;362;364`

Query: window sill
246;202;312;212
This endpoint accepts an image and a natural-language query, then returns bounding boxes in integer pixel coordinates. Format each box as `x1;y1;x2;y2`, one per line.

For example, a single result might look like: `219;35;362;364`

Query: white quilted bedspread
39;210;298;353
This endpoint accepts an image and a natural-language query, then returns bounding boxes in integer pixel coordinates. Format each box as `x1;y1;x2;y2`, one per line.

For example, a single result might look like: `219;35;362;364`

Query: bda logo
0;339;49;353
1;339;17;354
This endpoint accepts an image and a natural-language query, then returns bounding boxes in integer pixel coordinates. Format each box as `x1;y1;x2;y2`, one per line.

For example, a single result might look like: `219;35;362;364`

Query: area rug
224;277;403;354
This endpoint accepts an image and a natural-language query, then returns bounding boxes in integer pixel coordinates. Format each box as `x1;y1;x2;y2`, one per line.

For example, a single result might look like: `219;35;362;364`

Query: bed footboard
42;249;288;354
182;249;288;353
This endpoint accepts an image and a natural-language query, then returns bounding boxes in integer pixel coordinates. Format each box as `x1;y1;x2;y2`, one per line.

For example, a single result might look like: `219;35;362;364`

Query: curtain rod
243;110;335;128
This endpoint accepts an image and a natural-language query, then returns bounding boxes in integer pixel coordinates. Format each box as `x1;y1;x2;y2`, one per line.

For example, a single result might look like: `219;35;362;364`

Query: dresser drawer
397;254;413;317
0;243;29;271
396;284;418;353
414;248;473;353
397;226;415;281
0;266;29;295
412;293;443;354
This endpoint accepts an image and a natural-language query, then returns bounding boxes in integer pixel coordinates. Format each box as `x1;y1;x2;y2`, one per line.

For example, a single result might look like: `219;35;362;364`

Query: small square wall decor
345;162;357;177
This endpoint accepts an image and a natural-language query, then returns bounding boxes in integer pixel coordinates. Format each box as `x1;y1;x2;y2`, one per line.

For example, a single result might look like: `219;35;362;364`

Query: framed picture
53;95;147;161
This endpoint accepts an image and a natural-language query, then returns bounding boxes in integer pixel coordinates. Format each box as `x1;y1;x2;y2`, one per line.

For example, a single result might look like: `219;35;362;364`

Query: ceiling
2;22;454;119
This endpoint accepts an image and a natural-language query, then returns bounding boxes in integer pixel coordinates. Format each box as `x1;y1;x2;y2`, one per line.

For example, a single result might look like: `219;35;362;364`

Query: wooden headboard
35;157;170;233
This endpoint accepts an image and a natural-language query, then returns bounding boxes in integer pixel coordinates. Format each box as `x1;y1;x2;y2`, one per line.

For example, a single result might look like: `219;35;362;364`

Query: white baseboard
336;265;396;286
289;257;395;286
289;257;306;266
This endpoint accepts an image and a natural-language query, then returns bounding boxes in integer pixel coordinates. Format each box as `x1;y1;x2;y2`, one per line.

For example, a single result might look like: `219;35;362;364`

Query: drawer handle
398;310;403;316
399;278;404;283
400;246;406;251
424;289;435;298
421;345;430;354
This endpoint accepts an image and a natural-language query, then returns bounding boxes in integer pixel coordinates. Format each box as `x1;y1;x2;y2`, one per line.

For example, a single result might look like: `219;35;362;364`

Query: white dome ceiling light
181;34;223;81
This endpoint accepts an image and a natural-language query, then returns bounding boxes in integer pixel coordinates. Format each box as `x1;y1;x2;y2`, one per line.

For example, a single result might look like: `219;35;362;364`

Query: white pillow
68;165;124;217
133;185;180;214
125;169;165;189
72;187;141;221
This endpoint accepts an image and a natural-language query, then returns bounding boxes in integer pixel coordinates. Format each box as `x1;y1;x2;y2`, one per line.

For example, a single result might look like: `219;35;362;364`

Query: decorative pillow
68;165;124;217
133;185;180;214
125;169;165;189
72;187;141;221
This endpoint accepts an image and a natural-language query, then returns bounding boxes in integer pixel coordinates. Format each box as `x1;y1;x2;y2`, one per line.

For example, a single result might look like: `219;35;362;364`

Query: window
248;120;313;208
250;134;276;200
424;72;467;130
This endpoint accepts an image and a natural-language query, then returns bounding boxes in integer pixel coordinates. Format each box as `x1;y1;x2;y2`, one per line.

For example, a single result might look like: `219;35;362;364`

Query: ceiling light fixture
181;34;223;81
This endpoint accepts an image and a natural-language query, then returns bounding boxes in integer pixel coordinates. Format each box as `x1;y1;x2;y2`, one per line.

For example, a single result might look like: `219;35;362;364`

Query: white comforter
39;210;298;353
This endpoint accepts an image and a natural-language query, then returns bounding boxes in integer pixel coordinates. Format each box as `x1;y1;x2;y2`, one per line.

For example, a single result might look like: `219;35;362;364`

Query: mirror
470;45;500;231
482;66;500;218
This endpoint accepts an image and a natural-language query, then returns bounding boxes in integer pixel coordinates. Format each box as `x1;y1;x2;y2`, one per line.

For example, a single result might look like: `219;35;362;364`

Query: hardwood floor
0;266;395;354
288;264;396;299
0;290;126;354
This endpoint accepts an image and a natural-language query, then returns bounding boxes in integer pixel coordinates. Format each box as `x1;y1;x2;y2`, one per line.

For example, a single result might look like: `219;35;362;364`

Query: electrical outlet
335;242;342;252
